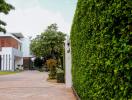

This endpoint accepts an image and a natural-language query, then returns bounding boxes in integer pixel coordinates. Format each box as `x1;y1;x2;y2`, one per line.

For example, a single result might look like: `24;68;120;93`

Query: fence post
65;36;72;88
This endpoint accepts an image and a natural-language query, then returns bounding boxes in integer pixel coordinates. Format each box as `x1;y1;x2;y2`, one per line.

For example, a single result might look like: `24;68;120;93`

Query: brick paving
0;71;76;100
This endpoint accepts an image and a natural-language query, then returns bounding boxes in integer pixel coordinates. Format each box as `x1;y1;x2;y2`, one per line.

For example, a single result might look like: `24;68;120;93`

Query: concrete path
0;71;76;100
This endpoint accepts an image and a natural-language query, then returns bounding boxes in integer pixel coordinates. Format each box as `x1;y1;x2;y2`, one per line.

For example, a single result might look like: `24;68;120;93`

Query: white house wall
15;57;23;69
0;47;23;71
21;37;32;57
0;47;14;71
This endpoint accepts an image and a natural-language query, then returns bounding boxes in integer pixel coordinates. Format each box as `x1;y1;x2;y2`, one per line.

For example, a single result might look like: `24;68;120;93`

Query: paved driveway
0;71;75;100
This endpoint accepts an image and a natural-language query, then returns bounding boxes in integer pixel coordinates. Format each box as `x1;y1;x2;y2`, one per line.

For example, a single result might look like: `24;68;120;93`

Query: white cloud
1;1;71;37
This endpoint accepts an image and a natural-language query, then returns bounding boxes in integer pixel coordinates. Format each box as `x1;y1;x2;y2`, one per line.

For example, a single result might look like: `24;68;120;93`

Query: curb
72;87;81;100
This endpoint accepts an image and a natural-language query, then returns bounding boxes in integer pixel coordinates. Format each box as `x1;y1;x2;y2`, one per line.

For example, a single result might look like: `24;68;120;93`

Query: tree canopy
31;24;66;60
0;0;14;33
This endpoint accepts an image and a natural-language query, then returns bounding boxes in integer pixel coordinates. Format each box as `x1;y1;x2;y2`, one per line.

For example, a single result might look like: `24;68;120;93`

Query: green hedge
71;0;132;99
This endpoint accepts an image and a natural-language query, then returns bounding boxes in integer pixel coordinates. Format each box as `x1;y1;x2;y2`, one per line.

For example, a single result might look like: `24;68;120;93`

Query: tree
34;57;43;69
0;0;14;33
30;35;42;57
31;24;66;67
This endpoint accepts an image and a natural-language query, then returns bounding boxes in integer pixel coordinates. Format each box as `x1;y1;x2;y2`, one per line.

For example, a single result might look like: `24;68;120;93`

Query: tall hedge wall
71;0;132;99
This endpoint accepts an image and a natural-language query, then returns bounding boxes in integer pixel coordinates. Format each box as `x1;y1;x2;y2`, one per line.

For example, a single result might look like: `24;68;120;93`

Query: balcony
0;47;22;57
12;48;23;57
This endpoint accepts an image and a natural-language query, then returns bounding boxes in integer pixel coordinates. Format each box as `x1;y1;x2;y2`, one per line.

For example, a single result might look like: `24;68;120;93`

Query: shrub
38;68;44;72
15;65;23;71
47;59;57;79
56;68;65;83
34;57;43;69
71;0;132;99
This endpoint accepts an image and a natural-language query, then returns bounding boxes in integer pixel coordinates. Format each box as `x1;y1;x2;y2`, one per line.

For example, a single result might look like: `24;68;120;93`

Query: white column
65;36;72;88
7;54;10;71
11;55;15;71
1;55;4;71
6;54;8;71
4;54;6;71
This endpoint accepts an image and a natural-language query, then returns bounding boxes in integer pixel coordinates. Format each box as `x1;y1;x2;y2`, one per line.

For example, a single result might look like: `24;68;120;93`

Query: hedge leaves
71;0;132;99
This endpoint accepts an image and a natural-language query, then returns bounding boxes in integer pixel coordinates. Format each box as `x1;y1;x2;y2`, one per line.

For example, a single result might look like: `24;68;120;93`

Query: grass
0;71;18;75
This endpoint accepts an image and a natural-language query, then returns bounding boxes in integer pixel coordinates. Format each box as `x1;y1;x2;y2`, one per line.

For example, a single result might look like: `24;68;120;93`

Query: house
0;32;32;71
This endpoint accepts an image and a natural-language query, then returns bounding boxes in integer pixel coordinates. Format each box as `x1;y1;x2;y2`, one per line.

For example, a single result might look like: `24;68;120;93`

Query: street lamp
31;57;35;69
67;40;70;53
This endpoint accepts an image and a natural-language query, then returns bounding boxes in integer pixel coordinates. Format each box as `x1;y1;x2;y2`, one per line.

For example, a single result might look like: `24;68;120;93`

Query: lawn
0;71;18;75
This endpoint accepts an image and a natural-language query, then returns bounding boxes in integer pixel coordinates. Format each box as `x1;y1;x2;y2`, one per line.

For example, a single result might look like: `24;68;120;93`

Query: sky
1;0;77;37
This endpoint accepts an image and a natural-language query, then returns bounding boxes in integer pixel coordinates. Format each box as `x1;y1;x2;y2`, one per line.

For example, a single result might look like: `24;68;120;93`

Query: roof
0;32;22;43
11;33;24;38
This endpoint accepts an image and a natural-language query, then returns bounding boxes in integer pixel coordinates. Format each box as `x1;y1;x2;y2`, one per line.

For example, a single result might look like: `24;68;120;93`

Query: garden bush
71;0;132;99
34;57;43;69
56;68;65;83
46;59;57;79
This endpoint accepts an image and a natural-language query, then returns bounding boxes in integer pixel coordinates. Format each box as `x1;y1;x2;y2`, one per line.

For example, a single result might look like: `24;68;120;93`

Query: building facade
0;32;32;71
21;37;32;70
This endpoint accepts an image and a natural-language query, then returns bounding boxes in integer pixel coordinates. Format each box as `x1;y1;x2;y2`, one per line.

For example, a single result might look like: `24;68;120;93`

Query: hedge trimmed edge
71;0;132;99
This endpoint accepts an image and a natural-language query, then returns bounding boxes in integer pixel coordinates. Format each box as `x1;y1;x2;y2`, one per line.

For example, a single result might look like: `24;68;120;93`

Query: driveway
0;71;75;100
